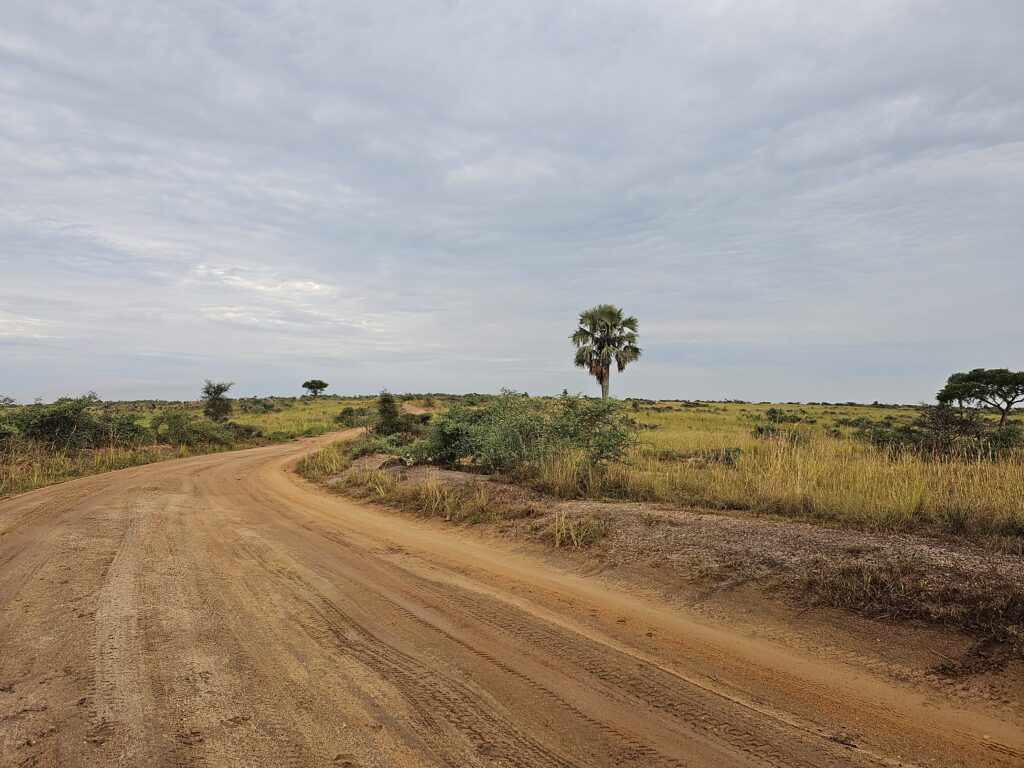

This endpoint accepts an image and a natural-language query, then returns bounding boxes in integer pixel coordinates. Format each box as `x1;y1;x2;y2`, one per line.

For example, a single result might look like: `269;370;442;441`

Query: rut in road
1;434;1022;768
210;482;874;768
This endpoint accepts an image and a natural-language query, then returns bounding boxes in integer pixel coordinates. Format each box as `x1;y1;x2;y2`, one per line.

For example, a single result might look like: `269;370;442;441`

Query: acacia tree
201;380;234;422
570;304;641;399
937;368;1024;428
302;379;329;397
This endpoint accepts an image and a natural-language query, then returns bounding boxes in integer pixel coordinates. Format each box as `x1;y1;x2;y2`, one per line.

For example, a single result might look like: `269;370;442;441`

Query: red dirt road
1;434;1021;767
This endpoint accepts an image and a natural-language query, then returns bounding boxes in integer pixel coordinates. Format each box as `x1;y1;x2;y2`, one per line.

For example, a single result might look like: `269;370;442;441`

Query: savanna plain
1;390;1022;767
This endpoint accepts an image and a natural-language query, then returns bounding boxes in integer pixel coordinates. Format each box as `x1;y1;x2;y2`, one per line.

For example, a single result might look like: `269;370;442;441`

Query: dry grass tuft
551;511;608;549
800;556;1024;653
334;469;535;526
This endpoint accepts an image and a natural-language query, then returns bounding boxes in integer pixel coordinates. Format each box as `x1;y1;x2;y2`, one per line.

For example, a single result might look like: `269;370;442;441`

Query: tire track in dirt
219;480;877;768
2;434;1022;768
205;508;592;767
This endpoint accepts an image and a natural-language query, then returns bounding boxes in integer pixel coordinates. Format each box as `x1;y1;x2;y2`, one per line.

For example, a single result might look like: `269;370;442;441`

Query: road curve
1;434;1021;768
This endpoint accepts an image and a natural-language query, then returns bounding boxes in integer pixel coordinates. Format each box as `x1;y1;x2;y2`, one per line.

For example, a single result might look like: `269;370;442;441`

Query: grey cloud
1;1;1022;402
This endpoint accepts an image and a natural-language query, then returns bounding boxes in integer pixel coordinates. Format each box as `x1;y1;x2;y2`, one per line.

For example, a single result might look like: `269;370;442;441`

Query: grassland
543;401;1024;540
6;394;1023;543
0;395;375;498
305;396;1023;542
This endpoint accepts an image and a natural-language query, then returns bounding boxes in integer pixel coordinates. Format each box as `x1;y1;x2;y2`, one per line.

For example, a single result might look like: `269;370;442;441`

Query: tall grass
532;428;1024;538
295;441;352;480
297;442;608;547
233;396;376;436
335;467;530;526
0;439;193;497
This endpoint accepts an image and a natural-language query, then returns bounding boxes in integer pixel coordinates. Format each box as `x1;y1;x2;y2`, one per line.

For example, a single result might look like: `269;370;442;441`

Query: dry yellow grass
543;401;1024;538
303;398;1024;539
0;441;192;497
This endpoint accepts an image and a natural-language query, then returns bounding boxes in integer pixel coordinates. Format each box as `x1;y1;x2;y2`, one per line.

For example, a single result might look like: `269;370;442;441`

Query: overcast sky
2;1;1022;403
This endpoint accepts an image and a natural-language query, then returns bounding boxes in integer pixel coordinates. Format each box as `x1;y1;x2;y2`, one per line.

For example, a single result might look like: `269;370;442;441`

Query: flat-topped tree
302;379;329;397
937;368;1024;428
571;304;641;399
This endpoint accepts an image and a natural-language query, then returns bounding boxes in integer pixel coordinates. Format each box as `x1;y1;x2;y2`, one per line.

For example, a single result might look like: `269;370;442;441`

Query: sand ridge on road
1;433;1021;767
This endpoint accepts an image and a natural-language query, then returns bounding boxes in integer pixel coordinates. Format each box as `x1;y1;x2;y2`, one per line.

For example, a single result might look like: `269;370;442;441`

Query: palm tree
571;304;642;399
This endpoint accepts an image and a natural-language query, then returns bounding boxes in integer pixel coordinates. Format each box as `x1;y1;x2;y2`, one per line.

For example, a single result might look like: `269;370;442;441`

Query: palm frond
571;304;641;393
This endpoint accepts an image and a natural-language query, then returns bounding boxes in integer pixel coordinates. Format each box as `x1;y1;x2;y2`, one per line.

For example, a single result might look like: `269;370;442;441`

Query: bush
238;397;282;414
152;410;234;448
547;395;637;464
417;403;484;465
373;391;428;438
855;404;1022;458
7;394;103;449
765;407;801;424
101;414;151;445
201;380;234;423
348;433;405;459
3;394;152;450
752;424;808;444
0;421;20;444
374;390;404;436
417;391;637;475
227;422;262;439
334;406;369;427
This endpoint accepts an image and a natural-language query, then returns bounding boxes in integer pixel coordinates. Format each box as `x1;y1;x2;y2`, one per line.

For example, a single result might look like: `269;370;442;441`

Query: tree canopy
201;380;234;422
936;368;1024;427
570;304;641;399
302;379;329;396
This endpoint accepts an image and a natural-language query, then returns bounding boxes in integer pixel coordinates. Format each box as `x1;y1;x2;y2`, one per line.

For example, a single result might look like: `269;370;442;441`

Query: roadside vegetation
305;386;1024;542
299;383;1024;653
0;390;376;497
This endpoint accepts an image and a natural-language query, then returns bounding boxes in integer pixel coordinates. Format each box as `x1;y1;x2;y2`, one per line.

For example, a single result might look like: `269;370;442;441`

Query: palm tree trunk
601;372;610;399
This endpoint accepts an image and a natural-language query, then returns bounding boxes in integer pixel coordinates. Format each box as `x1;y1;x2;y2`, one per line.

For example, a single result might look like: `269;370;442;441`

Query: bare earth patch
333;464;1024;668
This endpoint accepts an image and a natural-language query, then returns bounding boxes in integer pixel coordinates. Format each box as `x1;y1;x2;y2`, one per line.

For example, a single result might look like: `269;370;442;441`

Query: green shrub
238;397;283;414
101;414;151;445
752;423;808;443
227;422;262;440
0;421;20;444
4;394;151;450
547;395;637;464
348;433;405;459
334;406;369;427
372;390;428;438
374;390;403;435
417;403;483;465
152;410;233;447
765;407;801;424
418;390;637;475
201;380;233;423
855;404;1022;458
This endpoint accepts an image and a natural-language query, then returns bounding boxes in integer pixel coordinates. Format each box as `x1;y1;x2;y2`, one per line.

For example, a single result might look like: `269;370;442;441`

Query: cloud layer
2;1;1022;402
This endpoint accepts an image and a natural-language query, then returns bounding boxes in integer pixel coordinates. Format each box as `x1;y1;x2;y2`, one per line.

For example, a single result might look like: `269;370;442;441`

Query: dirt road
1;434;1021;767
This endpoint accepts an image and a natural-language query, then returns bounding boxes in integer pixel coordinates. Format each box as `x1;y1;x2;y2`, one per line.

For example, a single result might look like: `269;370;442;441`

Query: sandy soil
1;433;1022;767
